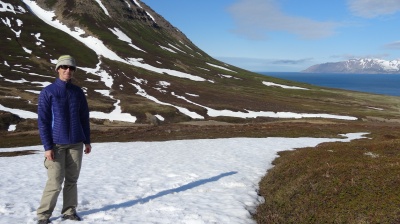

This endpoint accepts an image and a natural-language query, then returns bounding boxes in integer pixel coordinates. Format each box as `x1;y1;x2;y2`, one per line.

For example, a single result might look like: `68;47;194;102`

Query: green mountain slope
1;0;399;130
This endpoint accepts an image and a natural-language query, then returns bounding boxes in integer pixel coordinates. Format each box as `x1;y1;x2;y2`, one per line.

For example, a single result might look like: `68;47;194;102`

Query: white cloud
216;56;314;72
384;41;400;49
330;53;391;60
227;0;338;40
347;0;400;18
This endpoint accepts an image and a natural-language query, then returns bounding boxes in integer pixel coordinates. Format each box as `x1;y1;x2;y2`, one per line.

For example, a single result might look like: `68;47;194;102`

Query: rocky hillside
1;0;399;132
303;58;400;74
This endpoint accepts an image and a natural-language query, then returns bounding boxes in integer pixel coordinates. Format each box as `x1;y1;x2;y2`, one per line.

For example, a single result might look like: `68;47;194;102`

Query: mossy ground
254;122;400;223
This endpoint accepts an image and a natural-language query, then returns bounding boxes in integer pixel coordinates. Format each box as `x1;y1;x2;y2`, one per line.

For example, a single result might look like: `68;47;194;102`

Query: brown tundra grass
254;124;400;223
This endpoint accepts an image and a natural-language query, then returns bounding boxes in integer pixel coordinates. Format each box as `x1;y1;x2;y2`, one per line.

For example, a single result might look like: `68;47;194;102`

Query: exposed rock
145;112;160;126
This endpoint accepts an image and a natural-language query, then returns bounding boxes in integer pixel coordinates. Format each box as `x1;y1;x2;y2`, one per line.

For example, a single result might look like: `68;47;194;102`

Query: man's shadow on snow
80;171;238;216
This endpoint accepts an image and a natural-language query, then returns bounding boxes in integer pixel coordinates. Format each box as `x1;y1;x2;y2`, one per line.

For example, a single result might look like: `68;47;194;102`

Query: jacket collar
55;78;72;87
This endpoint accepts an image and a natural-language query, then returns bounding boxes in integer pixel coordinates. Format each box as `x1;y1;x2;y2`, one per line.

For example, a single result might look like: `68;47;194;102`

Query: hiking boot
62;213;82;221
37;219;50;224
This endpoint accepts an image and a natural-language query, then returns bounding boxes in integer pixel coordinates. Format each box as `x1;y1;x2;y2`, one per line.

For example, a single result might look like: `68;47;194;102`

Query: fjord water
259;72;400;97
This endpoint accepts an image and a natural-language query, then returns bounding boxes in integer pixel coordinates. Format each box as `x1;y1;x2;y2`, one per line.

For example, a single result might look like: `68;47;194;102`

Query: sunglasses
59;65;76;71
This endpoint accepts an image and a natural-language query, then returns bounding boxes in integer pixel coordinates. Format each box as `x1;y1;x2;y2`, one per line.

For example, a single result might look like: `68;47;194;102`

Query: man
37;55;91;224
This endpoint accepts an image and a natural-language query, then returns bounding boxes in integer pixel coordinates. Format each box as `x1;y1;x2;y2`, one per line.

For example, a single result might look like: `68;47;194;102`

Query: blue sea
259;72;400;97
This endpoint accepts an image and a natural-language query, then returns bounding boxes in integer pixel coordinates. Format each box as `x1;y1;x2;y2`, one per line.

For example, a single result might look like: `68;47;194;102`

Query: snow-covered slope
303;58;400;74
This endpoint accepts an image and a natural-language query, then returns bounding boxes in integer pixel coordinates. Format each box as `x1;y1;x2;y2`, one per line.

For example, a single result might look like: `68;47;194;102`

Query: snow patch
262;81;308;90
0;133;369;223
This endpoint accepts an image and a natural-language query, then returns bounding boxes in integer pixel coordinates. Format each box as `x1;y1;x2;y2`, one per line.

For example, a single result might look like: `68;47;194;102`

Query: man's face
57;65;75;81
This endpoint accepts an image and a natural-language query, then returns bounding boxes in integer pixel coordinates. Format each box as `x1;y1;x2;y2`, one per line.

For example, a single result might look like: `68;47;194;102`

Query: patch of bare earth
0;150;38;157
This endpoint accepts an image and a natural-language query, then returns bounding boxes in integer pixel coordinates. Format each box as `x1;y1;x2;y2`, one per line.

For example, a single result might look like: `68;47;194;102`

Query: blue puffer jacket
38;78;90;150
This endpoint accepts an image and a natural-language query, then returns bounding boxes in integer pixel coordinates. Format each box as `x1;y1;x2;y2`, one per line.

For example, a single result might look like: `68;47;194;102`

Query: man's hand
45;150;54;161
85;144;92;154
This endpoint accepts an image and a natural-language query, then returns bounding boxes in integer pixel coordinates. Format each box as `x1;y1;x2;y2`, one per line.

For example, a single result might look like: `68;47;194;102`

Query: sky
141;0;400;72
0;133;368;223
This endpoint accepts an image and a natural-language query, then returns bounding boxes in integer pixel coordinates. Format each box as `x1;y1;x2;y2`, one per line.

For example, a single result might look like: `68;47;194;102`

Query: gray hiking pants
37;143;83;220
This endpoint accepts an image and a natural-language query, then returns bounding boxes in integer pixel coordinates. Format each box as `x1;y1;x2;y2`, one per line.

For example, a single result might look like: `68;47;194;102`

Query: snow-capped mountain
303;59;400;74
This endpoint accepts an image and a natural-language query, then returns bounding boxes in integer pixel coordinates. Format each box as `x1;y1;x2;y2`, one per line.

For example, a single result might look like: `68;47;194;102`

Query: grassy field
253;122;400;223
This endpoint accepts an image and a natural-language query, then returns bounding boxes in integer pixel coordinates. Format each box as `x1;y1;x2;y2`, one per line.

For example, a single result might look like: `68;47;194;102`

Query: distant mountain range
302;59;400;74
